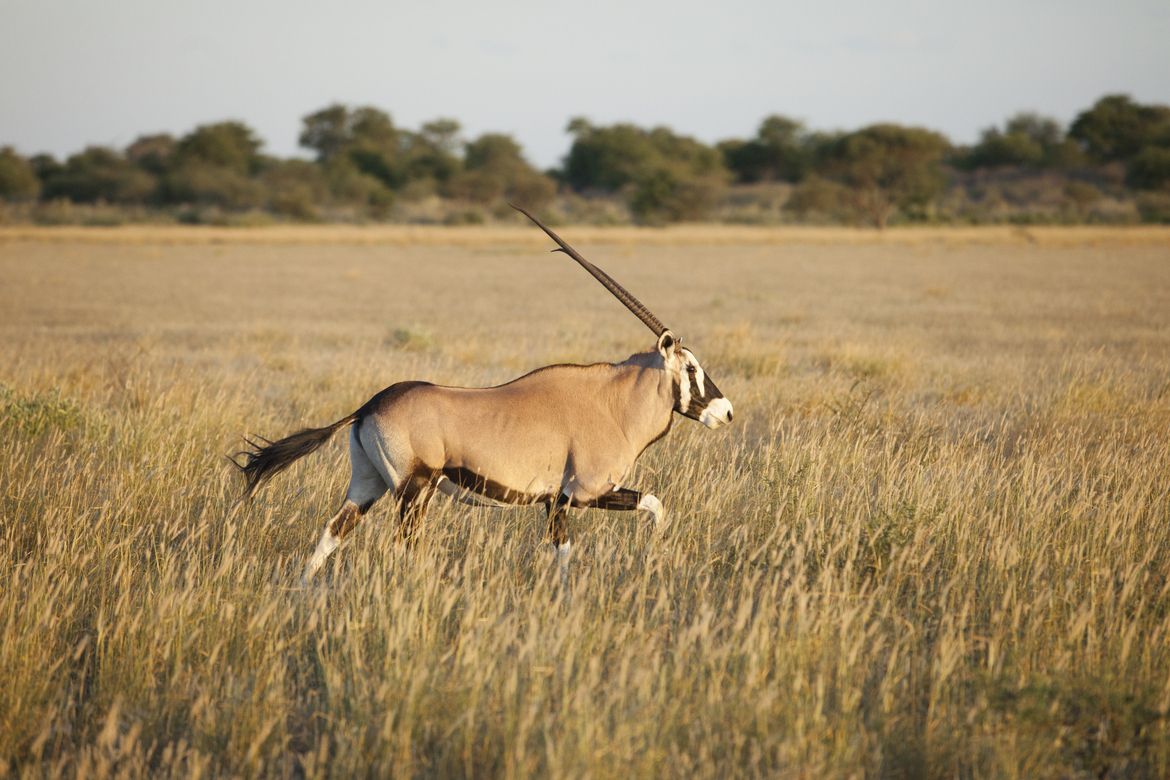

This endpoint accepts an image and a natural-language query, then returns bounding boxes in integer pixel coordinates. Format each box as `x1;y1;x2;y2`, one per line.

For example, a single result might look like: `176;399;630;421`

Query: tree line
1;94;1168;226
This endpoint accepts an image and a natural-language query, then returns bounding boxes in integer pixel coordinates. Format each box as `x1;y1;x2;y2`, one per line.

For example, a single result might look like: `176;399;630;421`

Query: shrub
784;176;853;223
629;167;724;225
161;162;265;210
261;160;327;220
41;147;156;204
1126;147;1170;190
447;133;555;209
0;147;41;202
1135;192;1170;223
818;124;951;227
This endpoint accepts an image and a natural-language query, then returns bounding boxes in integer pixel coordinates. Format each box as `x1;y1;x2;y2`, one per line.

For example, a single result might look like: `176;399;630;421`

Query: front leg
584;488;665;526
546;493;572;591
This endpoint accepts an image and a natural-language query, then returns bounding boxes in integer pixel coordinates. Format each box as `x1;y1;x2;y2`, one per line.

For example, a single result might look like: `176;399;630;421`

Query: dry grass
2;223;1170;249
1;227;1169;777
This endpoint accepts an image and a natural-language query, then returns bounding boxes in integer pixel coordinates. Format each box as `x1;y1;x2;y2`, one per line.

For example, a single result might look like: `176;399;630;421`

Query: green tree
0;147;41;201
562;120;662;192
300;105;407;191
261;159;328;220
783;175;852;222
400;119;463;193
158;122;266;209
299;104;353;163
628;166;722;224
819;124;951;228
963;113;1082;170
125;134;177;176
322;158;395;216
174;122;262;174
448;133;554;208
29;154;63;184
1069;94;1170;162
720;115;814;183
41;146;156;203
1126;147;1170;191
562;119;726;223
161;164;264;210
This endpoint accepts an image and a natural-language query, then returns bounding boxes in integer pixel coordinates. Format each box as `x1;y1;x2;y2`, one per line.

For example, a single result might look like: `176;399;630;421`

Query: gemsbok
232;205;734;581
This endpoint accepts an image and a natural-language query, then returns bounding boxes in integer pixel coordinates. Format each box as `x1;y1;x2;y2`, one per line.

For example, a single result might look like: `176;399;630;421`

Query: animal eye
687;366;697;374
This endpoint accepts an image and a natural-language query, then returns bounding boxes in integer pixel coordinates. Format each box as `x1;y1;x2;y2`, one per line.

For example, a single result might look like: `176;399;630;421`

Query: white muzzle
699;397;734;429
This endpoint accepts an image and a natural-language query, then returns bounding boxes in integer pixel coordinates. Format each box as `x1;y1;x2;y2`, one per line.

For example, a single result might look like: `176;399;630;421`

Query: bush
322;159;395;217
1136;192;1170;223
1126;147;1170;190
261;160;327;220
125;134;177;176
0;147;41;202
1062;180;1103;217
819;124;951;227
447;133;555;209
563;120;726;223
1070;94;1170;163
0;384;87;437
175;122;263;174
720;115;815;183
628;167;724;225
41;147;156;204
784;176;853;223
161;162;265;210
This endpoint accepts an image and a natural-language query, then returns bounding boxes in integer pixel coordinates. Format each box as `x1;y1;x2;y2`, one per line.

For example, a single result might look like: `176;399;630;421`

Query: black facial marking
674;353;725;422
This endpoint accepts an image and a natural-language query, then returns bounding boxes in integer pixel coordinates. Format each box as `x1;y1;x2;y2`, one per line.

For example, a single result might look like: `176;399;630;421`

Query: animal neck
606;357;675;452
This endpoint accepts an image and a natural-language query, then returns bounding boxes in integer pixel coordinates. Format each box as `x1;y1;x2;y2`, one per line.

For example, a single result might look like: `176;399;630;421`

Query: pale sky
1;0;1167;168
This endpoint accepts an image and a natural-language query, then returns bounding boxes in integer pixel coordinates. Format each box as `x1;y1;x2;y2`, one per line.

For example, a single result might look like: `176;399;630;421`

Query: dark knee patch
546;499;571;546
329;503;361;538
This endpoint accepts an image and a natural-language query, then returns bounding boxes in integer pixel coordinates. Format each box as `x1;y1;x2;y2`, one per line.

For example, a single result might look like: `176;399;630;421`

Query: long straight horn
511;203;668;336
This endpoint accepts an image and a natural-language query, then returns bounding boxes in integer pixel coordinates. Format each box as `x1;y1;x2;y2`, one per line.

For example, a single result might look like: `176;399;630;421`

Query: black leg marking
328;502;363;540
546;494;571;548
397;473;437;544
580;488;642;512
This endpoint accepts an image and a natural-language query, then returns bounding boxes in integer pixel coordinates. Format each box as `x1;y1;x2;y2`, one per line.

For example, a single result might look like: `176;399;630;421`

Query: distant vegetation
2;94;1169;226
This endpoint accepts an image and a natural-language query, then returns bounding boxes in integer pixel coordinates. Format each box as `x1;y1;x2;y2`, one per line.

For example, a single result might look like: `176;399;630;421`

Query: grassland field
1;225;1169;777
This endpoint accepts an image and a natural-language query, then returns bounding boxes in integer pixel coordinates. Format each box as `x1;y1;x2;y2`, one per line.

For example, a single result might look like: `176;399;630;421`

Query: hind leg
303;429;390;581
397;472;438;544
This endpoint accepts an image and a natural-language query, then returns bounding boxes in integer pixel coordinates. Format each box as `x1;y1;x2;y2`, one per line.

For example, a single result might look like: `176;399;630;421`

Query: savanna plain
2;225;1169;778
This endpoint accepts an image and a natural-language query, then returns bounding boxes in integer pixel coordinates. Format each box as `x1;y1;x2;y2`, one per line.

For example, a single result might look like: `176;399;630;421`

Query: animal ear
656;330;676;356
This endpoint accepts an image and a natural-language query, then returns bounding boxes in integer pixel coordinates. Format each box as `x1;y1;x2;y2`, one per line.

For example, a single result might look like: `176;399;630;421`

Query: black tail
230;413;356;499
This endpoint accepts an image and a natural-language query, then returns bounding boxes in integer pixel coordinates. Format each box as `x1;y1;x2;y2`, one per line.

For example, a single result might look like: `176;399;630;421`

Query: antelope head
512;205;734;429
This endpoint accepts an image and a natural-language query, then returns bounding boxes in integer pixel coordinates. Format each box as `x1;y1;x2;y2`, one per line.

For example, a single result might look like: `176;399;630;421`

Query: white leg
554;539;572;600
302;429;389;582
304;525;341;581
557;539;572;575
638;493;665;527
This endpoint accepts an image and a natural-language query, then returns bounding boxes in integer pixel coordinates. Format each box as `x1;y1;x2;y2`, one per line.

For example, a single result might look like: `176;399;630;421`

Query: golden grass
1;230;1169;777
1;223;1169;249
